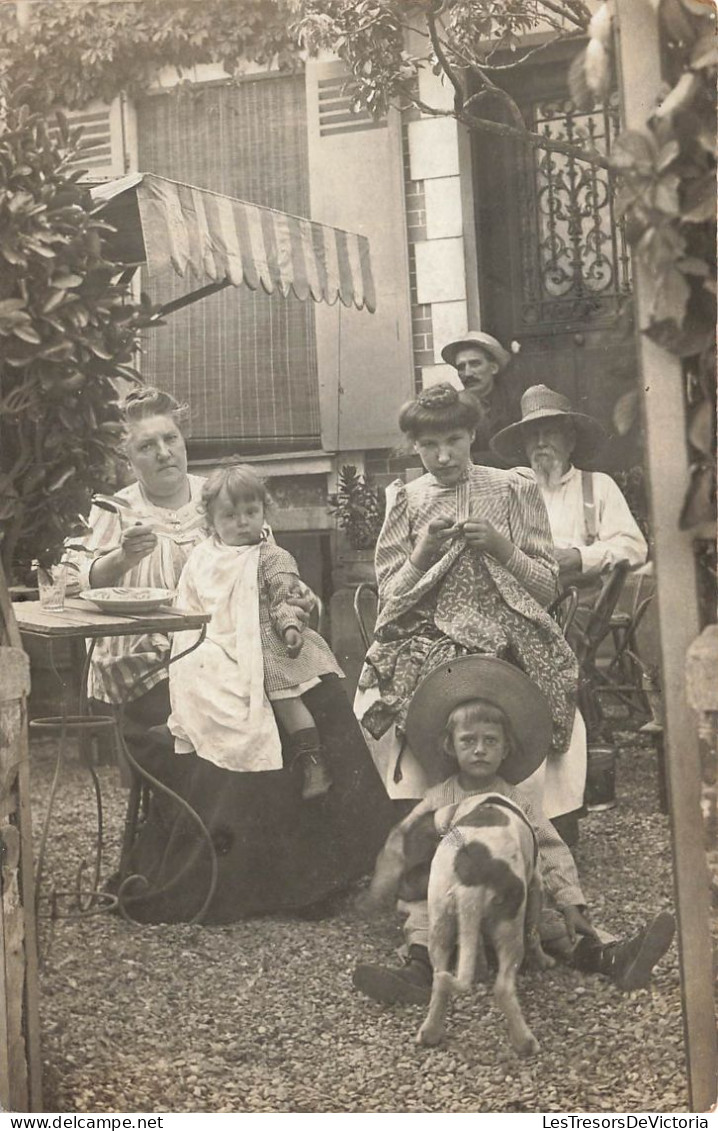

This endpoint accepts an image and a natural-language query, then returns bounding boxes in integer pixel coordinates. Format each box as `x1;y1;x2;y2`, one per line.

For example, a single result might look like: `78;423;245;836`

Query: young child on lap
353;656;674;1003
169;462;343;799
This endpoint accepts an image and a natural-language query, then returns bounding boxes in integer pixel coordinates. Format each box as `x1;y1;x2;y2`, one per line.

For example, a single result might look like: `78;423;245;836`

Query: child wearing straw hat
353;655;674;1005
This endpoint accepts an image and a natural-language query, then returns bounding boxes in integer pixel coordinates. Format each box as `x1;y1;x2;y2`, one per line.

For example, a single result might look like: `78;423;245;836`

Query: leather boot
573;911;675;991
287;727;331;800
353;944;433;1005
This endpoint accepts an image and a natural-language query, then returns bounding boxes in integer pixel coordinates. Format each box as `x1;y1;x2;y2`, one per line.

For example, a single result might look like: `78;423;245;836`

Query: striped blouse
375;464;559;612
64;475;207;704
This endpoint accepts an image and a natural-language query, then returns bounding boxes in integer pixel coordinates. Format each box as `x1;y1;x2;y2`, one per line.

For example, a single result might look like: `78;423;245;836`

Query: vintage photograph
0;0;715;1117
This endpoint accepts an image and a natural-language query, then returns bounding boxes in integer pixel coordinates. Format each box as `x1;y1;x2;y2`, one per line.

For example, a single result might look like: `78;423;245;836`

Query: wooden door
472;55;638;472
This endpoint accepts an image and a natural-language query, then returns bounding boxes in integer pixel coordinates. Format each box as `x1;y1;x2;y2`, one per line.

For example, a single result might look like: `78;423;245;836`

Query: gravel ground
30;733;688;1114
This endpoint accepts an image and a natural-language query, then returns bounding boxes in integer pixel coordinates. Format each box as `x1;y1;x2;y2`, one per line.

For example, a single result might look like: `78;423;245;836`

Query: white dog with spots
360;792;554;1055
417;793;554;1054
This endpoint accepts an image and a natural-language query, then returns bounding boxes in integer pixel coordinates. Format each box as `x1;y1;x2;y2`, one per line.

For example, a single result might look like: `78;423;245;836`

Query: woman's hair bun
120;386;189;425
398;381;480;438
416;383;460;410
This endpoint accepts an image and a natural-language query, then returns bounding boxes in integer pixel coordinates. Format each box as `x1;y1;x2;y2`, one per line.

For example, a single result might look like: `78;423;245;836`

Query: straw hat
490;384;607;465
404;655;552;787
441;331;510;372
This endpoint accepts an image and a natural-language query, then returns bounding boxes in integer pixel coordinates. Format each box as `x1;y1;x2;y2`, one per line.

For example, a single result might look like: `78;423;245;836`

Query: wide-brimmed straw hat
441;331;510;372
490;384;607;465
404;655;552;787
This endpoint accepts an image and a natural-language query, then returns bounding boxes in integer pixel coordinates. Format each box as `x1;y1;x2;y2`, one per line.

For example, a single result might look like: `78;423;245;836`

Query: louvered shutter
51;98;128;181
306;61;413;451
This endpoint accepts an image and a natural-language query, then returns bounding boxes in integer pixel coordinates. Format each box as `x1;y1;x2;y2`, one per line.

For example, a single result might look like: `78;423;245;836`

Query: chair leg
119;775;142;880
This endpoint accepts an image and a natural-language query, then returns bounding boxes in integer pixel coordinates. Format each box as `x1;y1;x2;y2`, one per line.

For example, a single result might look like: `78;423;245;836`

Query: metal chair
597;563;656;723
548;586;579;638
353;582;379;651
569;561;637;741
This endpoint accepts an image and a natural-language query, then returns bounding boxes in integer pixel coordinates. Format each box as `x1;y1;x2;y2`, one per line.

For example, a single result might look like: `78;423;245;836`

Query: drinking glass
37;564;68;610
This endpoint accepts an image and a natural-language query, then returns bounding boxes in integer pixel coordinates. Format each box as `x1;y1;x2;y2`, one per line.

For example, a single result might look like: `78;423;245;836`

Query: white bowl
79;587;176;614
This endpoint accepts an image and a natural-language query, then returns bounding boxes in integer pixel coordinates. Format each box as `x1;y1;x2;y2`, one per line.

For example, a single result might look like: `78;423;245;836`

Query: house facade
60;36;639;650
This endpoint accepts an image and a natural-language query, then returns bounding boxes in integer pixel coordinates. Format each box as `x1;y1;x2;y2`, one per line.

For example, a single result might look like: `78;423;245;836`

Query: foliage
613;465;650;543
0;0;606;168
327;465;385;550
294;0;607;166
0;85;157;578
573;0;716;538
0;0;301;112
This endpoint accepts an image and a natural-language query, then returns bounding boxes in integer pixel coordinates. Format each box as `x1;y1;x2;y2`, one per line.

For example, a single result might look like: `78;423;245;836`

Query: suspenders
582;470;598;545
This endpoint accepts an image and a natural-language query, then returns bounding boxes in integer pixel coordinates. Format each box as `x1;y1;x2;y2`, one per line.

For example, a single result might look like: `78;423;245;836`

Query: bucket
585;744;617;811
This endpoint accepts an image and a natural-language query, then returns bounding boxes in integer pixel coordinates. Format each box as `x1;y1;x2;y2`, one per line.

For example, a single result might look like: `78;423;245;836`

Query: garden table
14;598;211;931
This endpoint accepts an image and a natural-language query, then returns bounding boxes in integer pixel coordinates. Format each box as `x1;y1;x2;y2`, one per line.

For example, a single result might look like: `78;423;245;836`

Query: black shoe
603;911;676;991
353;945;432;1005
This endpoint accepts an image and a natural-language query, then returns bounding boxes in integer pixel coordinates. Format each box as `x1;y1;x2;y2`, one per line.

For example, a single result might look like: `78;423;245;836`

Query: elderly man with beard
490;385;647;586
489;386;648;846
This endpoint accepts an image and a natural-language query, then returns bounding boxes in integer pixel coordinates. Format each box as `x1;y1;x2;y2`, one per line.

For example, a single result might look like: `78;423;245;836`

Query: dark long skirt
116;676;395;924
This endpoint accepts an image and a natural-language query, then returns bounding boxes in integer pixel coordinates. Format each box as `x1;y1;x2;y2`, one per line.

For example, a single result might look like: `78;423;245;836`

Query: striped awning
90;172;376;314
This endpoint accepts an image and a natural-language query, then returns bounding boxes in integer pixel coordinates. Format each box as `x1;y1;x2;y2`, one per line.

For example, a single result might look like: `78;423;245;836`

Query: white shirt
525;464;648;577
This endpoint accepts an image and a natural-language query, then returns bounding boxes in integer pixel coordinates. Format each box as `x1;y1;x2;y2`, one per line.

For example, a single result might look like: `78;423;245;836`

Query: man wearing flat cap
441;330;511;463
491;384;647;585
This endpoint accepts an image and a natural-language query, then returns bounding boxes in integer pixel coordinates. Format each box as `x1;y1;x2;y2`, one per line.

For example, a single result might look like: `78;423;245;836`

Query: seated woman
353;383;585;825
66;386;393;923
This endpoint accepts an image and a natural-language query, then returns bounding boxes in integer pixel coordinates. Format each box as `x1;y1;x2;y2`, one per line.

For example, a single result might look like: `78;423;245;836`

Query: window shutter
306;61;413;451
51;98;128;182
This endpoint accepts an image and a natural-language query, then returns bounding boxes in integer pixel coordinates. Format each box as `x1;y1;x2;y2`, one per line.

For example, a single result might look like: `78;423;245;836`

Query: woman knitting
354;383;584;824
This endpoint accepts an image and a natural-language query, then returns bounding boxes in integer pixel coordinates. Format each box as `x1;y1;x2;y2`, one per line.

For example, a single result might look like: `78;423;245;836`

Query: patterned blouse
359;465;577;753
375;464;559;609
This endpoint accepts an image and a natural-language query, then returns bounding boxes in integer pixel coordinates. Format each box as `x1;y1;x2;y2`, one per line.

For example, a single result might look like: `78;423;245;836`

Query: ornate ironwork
518;93;631;330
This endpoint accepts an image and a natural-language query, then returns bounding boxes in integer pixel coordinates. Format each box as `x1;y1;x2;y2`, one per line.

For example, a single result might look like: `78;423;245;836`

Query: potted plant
327;465;385;586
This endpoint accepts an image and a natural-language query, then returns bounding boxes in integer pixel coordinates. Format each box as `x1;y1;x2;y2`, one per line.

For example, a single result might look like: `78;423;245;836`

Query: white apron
168;539;282;772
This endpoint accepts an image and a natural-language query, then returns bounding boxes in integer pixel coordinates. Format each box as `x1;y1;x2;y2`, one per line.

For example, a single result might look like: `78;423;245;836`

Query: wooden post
615;0;717;1112
0;567;43;1112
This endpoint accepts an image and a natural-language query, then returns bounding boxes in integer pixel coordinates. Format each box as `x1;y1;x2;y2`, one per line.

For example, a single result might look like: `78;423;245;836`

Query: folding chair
570;561;634;741
548;586;579;638
597;564;656;721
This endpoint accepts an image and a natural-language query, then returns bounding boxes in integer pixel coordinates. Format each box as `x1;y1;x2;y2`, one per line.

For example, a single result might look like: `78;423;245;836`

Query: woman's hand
88;522;158;587
284;627;303;658
285;579;316;625
561;905;600;946
459;519;512;564
120;523;158;567
411;516;459;572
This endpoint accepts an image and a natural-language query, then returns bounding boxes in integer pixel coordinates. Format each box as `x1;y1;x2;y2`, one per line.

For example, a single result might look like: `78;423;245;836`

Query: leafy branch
0;0;610;168
570;0;716;539
0;85;160;577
